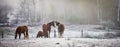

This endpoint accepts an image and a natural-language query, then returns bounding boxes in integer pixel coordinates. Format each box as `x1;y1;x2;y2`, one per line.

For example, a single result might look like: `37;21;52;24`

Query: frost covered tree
0;5;12;26
15;0;41;26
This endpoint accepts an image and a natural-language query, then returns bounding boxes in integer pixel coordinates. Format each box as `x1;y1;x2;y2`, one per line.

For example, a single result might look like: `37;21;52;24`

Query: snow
1;38;120;47
0;25;120;47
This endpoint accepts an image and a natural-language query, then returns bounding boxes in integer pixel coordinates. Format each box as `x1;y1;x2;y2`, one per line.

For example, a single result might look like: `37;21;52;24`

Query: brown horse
55;21;65;38
36;24;50;38
46;21;55;37
15;26;29;39
37;23;53;38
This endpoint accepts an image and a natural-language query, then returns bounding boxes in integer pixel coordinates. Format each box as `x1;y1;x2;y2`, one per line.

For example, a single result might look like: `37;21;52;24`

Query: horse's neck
47;23;51;27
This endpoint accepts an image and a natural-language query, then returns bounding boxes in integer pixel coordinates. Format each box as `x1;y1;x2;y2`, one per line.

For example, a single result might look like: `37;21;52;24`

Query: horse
36;24;49;38
15;26;29;39
55;21;65;38
37;23;54;38
46;21;55;37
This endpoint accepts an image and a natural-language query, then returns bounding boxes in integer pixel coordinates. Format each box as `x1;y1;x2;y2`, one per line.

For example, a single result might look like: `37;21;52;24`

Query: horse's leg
58;31;63;38
40;33;43;38
48;31;50;38
58;29;61;38
60;33;63;38
47;33;49;38
54;30;56;38
24;32;26;39
36;34;39;38
44;34;47;38
44;33;48;38
40;35;42;38
19;33;21;39
58;32;60;38
46;35;48;38
15;33;17;39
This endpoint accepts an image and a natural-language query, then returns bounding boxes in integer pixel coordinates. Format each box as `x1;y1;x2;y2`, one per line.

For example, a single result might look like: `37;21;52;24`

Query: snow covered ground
0;25;120;47
1;38;120;47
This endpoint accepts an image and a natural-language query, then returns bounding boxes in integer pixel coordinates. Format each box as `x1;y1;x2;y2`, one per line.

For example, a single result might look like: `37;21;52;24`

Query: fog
1;1;120;46
0;0;119;26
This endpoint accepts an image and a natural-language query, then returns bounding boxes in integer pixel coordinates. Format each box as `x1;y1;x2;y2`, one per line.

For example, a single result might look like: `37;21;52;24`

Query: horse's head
55;21;60;26
47;21;56;27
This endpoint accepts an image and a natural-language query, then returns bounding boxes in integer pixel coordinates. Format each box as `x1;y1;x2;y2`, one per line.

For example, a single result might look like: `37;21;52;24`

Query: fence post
2;31;4;38
81;29;83;38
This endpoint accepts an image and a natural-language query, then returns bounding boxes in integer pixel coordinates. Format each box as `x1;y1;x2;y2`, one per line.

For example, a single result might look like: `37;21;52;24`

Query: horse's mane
47;21;55;26
55;21;60;26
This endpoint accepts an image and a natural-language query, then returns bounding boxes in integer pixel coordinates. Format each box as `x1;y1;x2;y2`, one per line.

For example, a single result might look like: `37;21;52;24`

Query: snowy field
1;38;120;47
0;25;120;47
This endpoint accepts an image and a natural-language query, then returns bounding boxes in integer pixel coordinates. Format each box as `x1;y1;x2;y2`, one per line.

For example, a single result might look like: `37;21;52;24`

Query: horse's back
15;25;29;39
22;26;28;30
37;31;43;38
38;31;43;35
21;26;28;33
15;25;28;33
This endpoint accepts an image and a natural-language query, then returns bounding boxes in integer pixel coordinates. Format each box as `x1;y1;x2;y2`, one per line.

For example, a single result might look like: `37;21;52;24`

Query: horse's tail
26;30;29;39
23;26;29;39
26;27;29;39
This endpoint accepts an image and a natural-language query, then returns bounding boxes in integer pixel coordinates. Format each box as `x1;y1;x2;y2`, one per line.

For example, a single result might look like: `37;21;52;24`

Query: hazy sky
0;0;119;24
0;0;16;5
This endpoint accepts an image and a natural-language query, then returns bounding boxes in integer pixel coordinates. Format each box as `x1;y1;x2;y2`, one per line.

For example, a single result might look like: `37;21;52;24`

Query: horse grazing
55;21;65;38
15;26;29;39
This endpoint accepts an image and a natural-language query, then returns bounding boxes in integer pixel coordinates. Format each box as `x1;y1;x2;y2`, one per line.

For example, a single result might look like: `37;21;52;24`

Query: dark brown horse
46;21;55;37
15;26;29;39
55;21;65;38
